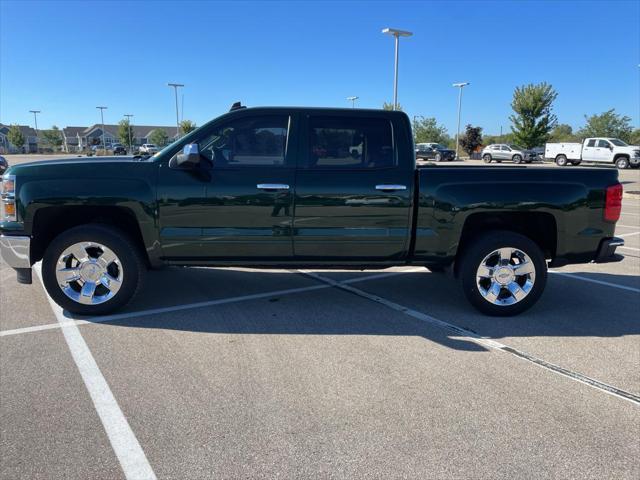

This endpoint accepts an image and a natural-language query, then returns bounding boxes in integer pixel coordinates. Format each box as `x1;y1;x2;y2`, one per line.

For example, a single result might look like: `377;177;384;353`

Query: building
0;124;39;153
62;124;179;152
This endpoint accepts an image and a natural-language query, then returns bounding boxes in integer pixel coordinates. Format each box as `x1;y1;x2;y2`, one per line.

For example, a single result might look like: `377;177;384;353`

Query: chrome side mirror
176;143;200;167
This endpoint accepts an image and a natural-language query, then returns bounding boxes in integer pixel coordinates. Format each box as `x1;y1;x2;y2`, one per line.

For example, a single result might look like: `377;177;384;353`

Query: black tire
458;231;547;316
513;154;522;164
571;160;582;166
42;224;145;315
616;157;629;169
483;154;492;163
555;155;568;167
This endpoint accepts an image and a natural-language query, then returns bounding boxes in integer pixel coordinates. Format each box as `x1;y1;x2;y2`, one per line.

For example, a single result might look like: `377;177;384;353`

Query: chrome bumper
0;235;31;268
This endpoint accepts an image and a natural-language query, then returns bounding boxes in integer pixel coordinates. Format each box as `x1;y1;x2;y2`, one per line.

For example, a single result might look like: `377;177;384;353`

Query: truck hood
5;156;153;176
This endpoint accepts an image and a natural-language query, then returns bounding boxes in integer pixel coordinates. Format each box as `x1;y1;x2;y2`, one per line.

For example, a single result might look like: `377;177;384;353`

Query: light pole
382;28;412;110
347;96;359;108
452;82;470;160
124;114;134;153
168;83;184;139
96;106;107;150
29;110;40;152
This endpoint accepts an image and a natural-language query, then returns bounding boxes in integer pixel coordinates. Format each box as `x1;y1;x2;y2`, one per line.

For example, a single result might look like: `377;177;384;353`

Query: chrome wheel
476;247;536;306
55;241;123;305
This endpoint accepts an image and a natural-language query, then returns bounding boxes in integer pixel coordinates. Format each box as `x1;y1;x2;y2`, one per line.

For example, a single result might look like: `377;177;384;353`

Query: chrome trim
0;235;31;268
476;247;536;306
257;183;290;190
375;184;407;191
609;238;625;247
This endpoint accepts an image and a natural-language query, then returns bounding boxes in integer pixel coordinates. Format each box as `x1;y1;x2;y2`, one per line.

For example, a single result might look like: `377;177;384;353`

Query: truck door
293;113;413;260
157;113;296;260
595;139;614;162
581;139;598;161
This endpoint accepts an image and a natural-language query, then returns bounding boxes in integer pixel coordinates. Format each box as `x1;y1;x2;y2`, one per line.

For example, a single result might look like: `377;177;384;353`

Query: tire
616;157;629;169
42;224;145;315
513;154;522;164
483;154;492;163
555;155;568;167
571;161;582;166
458;231;547;316
434;153;442;162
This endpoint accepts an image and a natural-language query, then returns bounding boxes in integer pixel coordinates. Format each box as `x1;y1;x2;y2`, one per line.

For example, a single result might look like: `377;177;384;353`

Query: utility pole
29;110;40;152
96;106;107;150
124;114;134;153
347;96;359;108
168;83;184;139
452;82;470;160
382;28;412;110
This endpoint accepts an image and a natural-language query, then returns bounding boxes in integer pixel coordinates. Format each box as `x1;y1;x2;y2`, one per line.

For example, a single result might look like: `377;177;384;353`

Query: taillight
604;183;622;222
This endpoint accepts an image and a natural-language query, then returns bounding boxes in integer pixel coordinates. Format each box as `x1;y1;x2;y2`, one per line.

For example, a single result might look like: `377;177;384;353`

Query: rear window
586;140;596;147
307;116;395;169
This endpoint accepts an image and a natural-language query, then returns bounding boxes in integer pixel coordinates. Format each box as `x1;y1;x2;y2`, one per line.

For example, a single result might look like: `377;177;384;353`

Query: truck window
586;139;596;147
306;116;394;169
198;115;289;167
597;139;611;148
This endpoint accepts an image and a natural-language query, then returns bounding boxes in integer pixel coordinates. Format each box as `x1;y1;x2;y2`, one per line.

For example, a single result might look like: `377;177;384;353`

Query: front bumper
0;235;32;283
594;237;625;263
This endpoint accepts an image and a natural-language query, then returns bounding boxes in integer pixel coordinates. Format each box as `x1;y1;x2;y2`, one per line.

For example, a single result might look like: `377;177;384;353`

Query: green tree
7;125;25;151
149;129;169;146
179;119;197;135
118;119;135;148
483;133;514;146
459;125;483;155
628;128;640;146
382;102;403;111
509;82;558;148
42;126;63;150
414;117;450;145
549;124;577;142
577;109;633;141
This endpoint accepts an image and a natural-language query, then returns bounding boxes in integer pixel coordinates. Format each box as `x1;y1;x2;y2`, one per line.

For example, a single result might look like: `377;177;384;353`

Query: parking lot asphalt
1;157;639;479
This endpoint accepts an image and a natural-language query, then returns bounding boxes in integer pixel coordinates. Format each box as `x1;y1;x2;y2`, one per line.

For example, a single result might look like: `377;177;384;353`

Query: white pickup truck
545;138;640;169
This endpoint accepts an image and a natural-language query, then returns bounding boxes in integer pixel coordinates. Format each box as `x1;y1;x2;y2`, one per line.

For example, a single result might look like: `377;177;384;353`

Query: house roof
0;124;37;138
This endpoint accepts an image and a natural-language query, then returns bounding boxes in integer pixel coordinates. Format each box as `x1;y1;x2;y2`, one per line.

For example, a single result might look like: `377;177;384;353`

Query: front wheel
483;154;492;163
616;157;629;169
458;231;547;316
434;153;442;162
555;155;568;166
42;224;145;315
513;154;522;164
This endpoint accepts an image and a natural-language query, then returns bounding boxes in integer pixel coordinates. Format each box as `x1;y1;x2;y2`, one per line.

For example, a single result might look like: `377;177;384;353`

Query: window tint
491;145;500;150
597;139;611;148
307;116;394;168
586;139;596;147
198;115;288;167
501;146;510;151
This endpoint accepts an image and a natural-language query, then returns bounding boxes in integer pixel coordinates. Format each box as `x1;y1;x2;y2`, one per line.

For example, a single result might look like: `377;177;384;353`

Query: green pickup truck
0;106;625;316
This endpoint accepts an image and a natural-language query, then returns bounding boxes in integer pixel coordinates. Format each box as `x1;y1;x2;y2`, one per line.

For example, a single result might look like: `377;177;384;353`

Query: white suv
481;144;536;164
138;144;159;154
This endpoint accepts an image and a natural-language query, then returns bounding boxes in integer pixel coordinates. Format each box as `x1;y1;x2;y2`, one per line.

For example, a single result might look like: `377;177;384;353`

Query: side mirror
176;143;200;167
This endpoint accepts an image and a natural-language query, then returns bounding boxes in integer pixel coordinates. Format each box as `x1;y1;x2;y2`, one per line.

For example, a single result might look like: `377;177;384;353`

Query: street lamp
124;114;134;153
29;110;40;152
382;28;412;111
168;83;184;139
452;82;470;160
347;96;359;108
96;106;107;150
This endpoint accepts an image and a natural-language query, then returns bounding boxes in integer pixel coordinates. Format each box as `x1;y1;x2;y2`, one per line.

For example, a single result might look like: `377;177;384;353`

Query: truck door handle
376;184;407;191
257;183;290;190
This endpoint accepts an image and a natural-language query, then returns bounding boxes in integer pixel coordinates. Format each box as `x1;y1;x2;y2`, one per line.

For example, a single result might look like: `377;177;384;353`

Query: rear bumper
594;237;625;263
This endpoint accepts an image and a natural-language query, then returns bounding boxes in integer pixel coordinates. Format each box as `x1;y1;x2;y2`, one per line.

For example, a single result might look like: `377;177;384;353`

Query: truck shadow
71;266;640;353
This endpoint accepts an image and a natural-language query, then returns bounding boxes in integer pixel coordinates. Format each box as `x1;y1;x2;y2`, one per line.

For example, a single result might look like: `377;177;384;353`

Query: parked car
531;147;545;162
0;105;625;317
112;144;127;155
481;144;536;163
0;156;8;174
545;138;640;169
138;144;159;154
416;142;456;162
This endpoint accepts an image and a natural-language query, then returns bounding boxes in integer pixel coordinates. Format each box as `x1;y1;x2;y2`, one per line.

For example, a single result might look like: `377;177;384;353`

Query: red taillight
604;183;623;222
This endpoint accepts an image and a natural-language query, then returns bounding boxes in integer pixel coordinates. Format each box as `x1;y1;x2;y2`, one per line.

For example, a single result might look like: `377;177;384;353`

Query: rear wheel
42;224;145;315
555;155;568;166
458;231;547;316
616;157;629;169
483;154;492;163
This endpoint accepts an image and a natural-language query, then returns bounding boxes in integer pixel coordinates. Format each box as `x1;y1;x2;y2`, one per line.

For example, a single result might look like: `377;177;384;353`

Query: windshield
609;139;628;147
431;144;447;150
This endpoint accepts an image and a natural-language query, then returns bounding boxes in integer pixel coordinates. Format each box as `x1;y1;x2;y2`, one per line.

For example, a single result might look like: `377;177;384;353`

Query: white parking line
616;224;639;229
549;271;640;293
0;269;422;338
300;270;640;406
33;266;157;480
617;231;640;238
619;246;640;252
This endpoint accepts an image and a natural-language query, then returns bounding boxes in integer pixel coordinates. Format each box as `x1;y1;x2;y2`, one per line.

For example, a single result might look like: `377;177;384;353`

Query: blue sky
1;0;638;135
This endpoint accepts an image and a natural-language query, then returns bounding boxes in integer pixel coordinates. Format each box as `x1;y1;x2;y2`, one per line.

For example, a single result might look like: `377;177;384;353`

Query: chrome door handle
257;183;290;190
375;184;407;191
